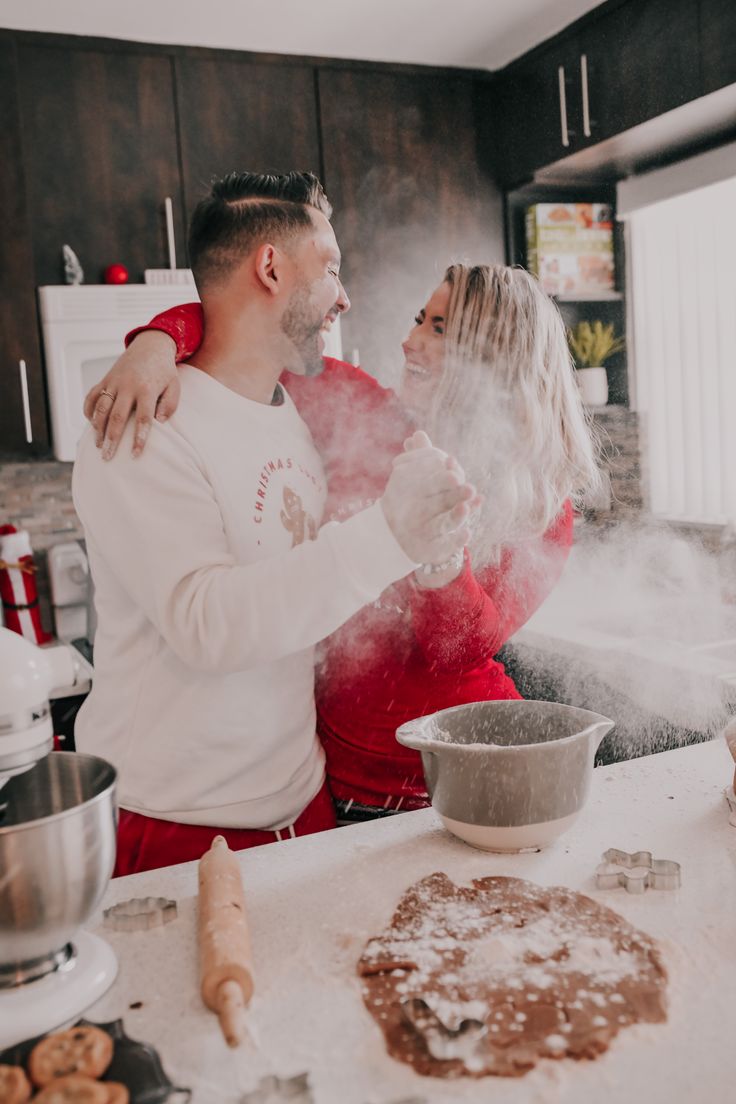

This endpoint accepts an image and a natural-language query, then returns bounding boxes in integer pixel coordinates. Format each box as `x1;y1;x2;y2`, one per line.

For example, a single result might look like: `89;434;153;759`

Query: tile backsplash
589;405;644;519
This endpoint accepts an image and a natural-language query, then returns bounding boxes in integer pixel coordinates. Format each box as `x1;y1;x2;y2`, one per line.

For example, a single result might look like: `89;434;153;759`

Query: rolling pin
198;835;254;1046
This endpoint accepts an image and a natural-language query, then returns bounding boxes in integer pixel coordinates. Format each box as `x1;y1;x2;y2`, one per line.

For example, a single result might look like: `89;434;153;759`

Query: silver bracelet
416;550;465;576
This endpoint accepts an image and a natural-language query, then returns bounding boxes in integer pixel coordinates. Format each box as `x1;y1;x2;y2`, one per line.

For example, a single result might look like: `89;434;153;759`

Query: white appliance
39;284;344;461
47;540;95;702
0;628;117;1046
48;539;94;646
39;285;202;461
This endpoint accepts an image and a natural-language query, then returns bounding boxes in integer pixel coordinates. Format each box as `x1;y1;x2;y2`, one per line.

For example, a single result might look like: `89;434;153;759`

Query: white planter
576;366;608;406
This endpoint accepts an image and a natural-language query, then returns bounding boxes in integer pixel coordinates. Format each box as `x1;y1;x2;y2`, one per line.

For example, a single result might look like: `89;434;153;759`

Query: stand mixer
0;626;118;1048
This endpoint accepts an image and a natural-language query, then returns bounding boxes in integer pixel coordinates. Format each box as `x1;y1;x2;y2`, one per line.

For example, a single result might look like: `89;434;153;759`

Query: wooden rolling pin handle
198;835;254;1047
216;977;247;1048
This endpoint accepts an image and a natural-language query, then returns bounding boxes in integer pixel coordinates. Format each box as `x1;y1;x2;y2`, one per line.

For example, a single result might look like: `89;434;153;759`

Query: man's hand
83;330;180;460
380;435;475;565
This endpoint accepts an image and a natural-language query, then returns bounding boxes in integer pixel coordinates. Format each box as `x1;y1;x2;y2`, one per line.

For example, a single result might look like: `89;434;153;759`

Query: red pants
113;781;336;877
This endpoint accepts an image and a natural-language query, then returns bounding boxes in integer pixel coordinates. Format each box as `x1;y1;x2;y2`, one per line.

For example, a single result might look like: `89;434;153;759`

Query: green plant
567;321;625;368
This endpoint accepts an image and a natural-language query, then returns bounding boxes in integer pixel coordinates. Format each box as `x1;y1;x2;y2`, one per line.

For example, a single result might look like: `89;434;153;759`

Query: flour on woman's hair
427;265;604;566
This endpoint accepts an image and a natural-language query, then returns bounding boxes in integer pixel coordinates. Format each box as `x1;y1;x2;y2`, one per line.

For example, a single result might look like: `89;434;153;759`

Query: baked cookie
29;1027;113;1087
32;1074;109;1103
0;1064;32;1104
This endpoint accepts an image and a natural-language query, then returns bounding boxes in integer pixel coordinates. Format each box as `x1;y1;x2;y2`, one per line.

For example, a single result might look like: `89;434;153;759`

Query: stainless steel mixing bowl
0;751;117;981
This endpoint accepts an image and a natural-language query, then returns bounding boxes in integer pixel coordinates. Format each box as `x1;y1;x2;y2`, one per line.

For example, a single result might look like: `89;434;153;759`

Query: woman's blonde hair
427;263;603;564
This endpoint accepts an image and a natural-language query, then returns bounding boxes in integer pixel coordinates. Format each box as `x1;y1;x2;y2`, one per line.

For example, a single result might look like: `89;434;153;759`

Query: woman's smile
399;282;451;417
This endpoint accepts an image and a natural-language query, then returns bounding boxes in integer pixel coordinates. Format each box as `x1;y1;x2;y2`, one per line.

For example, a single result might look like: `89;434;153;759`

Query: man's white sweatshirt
73;366;415;828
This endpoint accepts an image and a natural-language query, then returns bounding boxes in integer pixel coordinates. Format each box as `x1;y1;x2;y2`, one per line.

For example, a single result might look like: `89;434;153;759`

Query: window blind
626;173;736;526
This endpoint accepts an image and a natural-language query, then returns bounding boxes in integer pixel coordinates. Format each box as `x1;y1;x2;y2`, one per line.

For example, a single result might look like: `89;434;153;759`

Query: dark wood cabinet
494;0;708;186
0;39;49;454
174;55;321;222
319;68;502;377
16;43;185;285
579;0;700;144
492;38;583;185
700;0;736;95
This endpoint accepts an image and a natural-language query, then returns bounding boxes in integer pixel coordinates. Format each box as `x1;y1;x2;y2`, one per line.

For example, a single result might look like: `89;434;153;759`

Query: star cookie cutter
595;849;681;894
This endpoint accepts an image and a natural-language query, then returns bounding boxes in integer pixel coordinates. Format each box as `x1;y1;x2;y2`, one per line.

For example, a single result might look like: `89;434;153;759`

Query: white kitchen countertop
86;739;736;1103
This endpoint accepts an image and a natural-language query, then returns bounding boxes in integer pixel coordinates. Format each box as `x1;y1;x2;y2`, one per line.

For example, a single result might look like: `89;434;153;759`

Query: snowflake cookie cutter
595;848;681;894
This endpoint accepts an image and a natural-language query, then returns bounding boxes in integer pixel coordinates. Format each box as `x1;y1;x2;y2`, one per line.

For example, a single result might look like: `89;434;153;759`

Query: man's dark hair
188;171;332;288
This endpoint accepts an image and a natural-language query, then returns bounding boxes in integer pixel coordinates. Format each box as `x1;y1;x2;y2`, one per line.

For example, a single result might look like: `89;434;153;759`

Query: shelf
554;292;623;302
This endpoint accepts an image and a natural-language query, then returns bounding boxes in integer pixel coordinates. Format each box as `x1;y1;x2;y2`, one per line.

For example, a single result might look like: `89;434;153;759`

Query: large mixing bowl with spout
396;700;614;852
0;752;117;983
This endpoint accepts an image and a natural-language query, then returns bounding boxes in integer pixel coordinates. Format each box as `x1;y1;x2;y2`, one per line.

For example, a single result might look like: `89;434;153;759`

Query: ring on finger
98;388;116;403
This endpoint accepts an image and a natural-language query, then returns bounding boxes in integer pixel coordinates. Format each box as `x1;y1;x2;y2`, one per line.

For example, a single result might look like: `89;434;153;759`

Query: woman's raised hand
83;330;181;461
380;437;474;567
398;432;478;588
399;430;466;480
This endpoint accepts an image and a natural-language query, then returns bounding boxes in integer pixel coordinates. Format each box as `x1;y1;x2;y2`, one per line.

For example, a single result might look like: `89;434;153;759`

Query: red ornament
104;263;129;284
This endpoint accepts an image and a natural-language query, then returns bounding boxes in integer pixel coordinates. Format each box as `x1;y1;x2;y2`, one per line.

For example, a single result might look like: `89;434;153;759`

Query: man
73;171;472;875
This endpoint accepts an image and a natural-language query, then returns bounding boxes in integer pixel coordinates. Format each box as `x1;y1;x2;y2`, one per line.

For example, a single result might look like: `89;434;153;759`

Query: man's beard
281;283;325;377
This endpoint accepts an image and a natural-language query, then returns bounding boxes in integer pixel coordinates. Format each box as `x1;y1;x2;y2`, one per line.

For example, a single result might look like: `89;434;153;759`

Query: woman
87;264;601;820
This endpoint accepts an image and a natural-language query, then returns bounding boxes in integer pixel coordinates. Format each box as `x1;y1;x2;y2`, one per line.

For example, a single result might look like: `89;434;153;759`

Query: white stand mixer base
0;931;118;1049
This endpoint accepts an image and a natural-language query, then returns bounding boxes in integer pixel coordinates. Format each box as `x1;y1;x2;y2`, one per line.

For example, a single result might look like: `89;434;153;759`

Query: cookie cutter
400;996;487;1062
103;896;178;932
595;849;681;894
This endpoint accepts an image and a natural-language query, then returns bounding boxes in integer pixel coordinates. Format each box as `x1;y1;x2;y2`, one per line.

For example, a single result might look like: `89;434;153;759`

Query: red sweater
129;306;573;808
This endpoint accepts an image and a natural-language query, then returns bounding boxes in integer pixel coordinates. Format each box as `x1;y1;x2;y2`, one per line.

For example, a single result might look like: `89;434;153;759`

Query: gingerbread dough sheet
358;873;667;1078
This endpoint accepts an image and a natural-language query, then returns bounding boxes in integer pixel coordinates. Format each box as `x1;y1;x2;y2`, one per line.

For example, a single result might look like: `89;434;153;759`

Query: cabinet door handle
581;53;591;138
164;196;177;270
558;65;570;147
18;359;32;444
